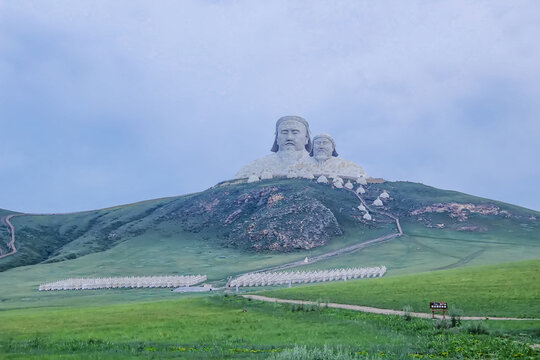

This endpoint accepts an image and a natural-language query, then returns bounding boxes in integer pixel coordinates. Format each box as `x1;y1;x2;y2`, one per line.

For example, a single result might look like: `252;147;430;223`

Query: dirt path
242;295;540;321
0;214;23;259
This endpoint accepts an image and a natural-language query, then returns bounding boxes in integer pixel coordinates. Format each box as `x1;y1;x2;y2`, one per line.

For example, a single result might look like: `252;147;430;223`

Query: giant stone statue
235;116;313;179
309;133;368;179
234;116;369;180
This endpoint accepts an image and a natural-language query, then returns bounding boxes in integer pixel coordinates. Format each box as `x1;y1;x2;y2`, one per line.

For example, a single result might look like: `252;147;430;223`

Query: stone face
235;117;369;180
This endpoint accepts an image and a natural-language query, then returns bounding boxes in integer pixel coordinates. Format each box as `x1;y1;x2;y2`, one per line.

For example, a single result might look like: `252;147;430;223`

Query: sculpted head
271;116;312;153
310;134;338;161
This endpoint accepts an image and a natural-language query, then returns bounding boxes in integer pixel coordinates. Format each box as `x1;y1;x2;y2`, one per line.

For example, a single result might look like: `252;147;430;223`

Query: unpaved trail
242;295;540;321
0;214;23;259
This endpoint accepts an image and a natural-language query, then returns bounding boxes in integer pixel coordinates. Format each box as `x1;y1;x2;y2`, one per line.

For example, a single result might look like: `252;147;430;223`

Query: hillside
1;178;538;274
0;178;539;311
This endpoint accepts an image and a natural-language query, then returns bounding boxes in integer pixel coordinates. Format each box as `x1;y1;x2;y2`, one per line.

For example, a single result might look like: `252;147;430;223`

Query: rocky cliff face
172;184;343;251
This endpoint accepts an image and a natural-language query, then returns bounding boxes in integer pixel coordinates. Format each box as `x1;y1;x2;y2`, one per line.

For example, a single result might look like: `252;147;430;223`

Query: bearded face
312;137;333;161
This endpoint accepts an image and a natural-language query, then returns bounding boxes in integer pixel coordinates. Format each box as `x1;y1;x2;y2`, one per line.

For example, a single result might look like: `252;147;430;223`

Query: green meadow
0;294;538;359
261;259;540;318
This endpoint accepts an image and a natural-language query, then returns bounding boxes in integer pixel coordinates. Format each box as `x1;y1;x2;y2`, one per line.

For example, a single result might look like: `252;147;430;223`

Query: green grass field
0;295;538;359
260;259;540;318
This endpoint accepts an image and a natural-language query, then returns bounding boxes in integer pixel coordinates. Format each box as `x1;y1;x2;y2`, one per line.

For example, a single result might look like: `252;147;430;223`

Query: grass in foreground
260;259;540;318
0;295;538;359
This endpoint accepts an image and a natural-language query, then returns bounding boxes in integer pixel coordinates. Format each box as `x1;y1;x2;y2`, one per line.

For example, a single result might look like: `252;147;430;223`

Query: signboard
429;301;448;318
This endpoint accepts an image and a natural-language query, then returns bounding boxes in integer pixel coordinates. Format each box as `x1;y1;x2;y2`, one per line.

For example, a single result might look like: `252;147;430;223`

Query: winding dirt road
242;295;540;321
0;214;23;259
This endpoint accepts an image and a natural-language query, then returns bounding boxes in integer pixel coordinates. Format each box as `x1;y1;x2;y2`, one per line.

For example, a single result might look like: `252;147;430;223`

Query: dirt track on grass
0;214;23;259
242;295;540;321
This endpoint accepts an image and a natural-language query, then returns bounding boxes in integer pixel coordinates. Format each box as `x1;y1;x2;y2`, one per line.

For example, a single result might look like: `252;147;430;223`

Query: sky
0;0;539;213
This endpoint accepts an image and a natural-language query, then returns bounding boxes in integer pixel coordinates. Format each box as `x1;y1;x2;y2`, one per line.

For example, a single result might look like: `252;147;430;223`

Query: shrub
433;319;451;333
267;345;358;360
448;307;463;328
465;321;489;335
402;305;413;321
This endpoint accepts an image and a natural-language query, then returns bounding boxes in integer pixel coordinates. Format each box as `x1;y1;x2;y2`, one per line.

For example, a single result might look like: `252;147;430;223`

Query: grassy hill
0;178;538;311
260;259;540;318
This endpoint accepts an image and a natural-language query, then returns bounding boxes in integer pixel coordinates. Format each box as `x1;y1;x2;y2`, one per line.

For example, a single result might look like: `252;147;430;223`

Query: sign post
429;301;447;319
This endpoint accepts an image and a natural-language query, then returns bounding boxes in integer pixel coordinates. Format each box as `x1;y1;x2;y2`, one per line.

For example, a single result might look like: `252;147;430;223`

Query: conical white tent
317;175;328;184
373;197;383;206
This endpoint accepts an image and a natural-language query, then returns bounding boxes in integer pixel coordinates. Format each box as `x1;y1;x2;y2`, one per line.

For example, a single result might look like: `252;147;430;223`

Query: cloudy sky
1;1;539;213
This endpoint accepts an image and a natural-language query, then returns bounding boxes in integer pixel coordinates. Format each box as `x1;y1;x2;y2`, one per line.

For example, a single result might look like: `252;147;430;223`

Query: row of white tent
38;275;207;291
229;266;386;288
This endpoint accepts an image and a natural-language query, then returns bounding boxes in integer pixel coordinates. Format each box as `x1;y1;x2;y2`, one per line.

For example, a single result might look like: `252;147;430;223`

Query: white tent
317;175;329;184
373;197;383;206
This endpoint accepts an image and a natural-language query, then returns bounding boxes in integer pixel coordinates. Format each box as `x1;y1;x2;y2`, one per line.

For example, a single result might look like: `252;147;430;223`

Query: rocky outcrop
171;183;343;252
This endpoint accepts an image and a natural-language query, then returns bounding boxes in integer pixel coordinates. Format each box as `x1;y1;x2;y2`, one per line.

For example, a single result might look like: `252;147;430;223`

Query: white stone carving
234;117;369;180
247;174;260;183
260;170;273;180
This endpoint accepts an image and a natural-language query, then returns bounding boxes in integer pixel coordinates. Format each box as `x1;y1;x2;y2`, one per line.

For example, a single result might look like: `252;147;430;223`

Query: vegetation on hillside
1;178;538;273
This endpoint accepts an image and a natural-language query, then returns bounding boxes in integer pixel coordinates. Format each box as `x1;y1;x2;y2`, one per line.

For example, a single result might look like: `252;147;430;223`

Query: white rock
332;176;344;184
363;213;372;220
357;204;366;211
317;175;328;184
334;181;343;189
344;181;354;189
356;186;366;194
380;191;390;199
247;174;260;183
260;170;273;180
373;197;383;206
357;176;368;185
